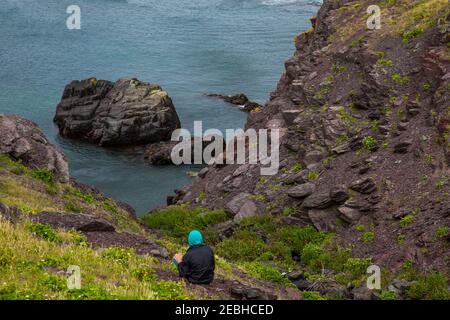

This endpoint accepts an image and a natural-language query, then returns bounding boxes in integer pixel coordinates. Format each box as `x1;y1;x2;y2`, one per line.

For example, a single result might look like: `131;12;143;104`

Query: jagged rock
282;171;307;185
393;139;413;154
293;278;314;291
0;114;69;182
332;142;351;154
304;150;325;165
234;200;258;222
288;183;315;198
350;286;379;300
206;93;262;112
198;167;209;179
338;206;361;222
350;178;376;194
286;270;305;281
330;187;349;204
54;78;181;146
389;279;416;296
225;193;252;216
282;110;302;126
143;141;178;165
392;208;411;219
30;212;116;232
0;203;22;224
308;208;339;232
302;192;333;209
116;201;137;219
215;220;236;240
144;137;219;165
230;286;277;300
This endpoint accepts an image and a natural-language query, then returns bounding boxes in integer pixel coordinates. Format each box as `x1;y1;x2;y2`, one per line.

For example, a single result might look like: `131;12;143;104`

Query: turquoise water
0;0;319;214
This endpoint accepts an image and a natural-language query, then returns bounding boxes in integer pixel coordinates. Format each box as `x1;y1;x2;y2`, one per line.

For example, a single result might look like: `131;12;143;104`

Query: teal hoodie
188;230;204;247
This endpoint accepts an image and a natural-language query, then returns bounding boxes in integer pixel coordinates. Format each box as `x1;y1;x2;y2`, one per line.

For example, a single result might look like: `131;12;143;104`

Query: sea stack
54;78;181;146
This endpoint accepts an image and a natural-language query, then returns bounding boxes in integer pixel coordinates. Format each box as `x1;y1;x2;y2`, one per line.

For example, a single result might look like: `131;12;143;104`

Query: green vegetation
307;171;319;182
402;26;424;43
302;291;325;300
332;63;348;74
392;73;410;85
435;226;449;239
362;232;375;243
422;82;432;92
335;135;349;146
362;136;377;152
292;163;304;173
399;214;414;228
142;205;228;244
0;218;193;300
27;223;61;243
407;272;450;300
377;52;393;66
198;191;206;201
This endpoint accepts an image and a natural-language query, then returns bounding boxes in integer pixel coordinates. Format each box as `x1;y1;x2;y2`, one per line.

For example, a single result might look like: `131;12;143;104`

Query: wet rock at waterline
54;78;181;146
205;93;262;112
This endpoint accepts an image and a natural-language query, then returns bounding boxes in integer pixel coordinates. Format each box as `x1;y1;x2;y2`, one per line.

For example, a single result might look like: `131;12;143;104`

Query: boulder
350;178;377;194
0;114;69;182
230;286;277;300
144;137;221;165
0;203;22;224
338;206;361;222
225;193;252;216
234;200;258;222
393;139;413;154
30;211;116;232
308;208;339;232
288;183;315;198
205;93;262;112
330;187;349;204
54;78;181;146
302;192;333;209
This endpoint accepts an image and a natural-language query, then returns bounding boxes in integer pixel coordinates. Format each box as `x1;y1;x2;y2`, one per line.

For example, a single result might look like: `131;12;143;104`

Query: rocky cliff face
0;114;69;182
54;78;181;146
174;0;450;275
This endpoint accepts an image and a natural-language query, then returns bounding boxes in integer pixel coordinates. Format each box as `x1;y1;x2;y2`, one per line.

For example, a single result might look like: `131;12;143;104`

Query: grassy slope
0;155;297;300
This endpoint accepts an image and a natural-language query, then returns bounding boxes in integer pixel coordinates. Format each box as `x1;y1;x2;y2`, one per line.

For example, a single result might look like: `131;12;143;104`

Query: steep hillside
0;146;299;300
166;0;450;299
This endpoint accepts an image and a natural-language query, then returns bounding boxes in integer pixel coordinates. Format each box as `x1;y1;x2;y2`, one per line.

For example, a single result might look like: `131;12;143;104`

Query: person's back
174;230;215;284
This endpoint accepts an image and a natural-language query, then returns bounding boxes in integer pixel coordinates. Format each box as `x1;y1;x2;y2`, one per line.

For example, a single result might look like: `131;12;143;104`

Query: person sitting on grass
173;230;215;285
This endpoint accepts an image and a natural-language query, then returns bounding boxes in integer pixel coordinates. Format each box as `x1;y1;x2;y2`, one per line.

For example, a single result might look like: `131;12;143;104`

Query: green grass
307;171;319;181
400;214;414;228
362;136;377;151
362;232;375;243
407;272;450;300
392;73;410;85
402;26;424;43
435;226;449;239
142;205;228;244
0;218;194;300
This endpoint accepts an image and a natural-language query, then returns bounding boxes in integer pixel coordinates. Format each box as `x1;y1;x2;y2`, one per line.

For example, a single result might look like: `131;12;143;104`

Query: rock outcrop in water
173;0;450;280
0;114;69;182
54;78;181;146
206;93;262;112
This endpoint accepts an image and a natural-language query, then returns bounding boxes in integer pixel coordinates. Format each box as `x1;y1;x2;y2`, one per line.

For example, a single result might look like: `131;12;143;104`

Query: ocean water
0;0;320;215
